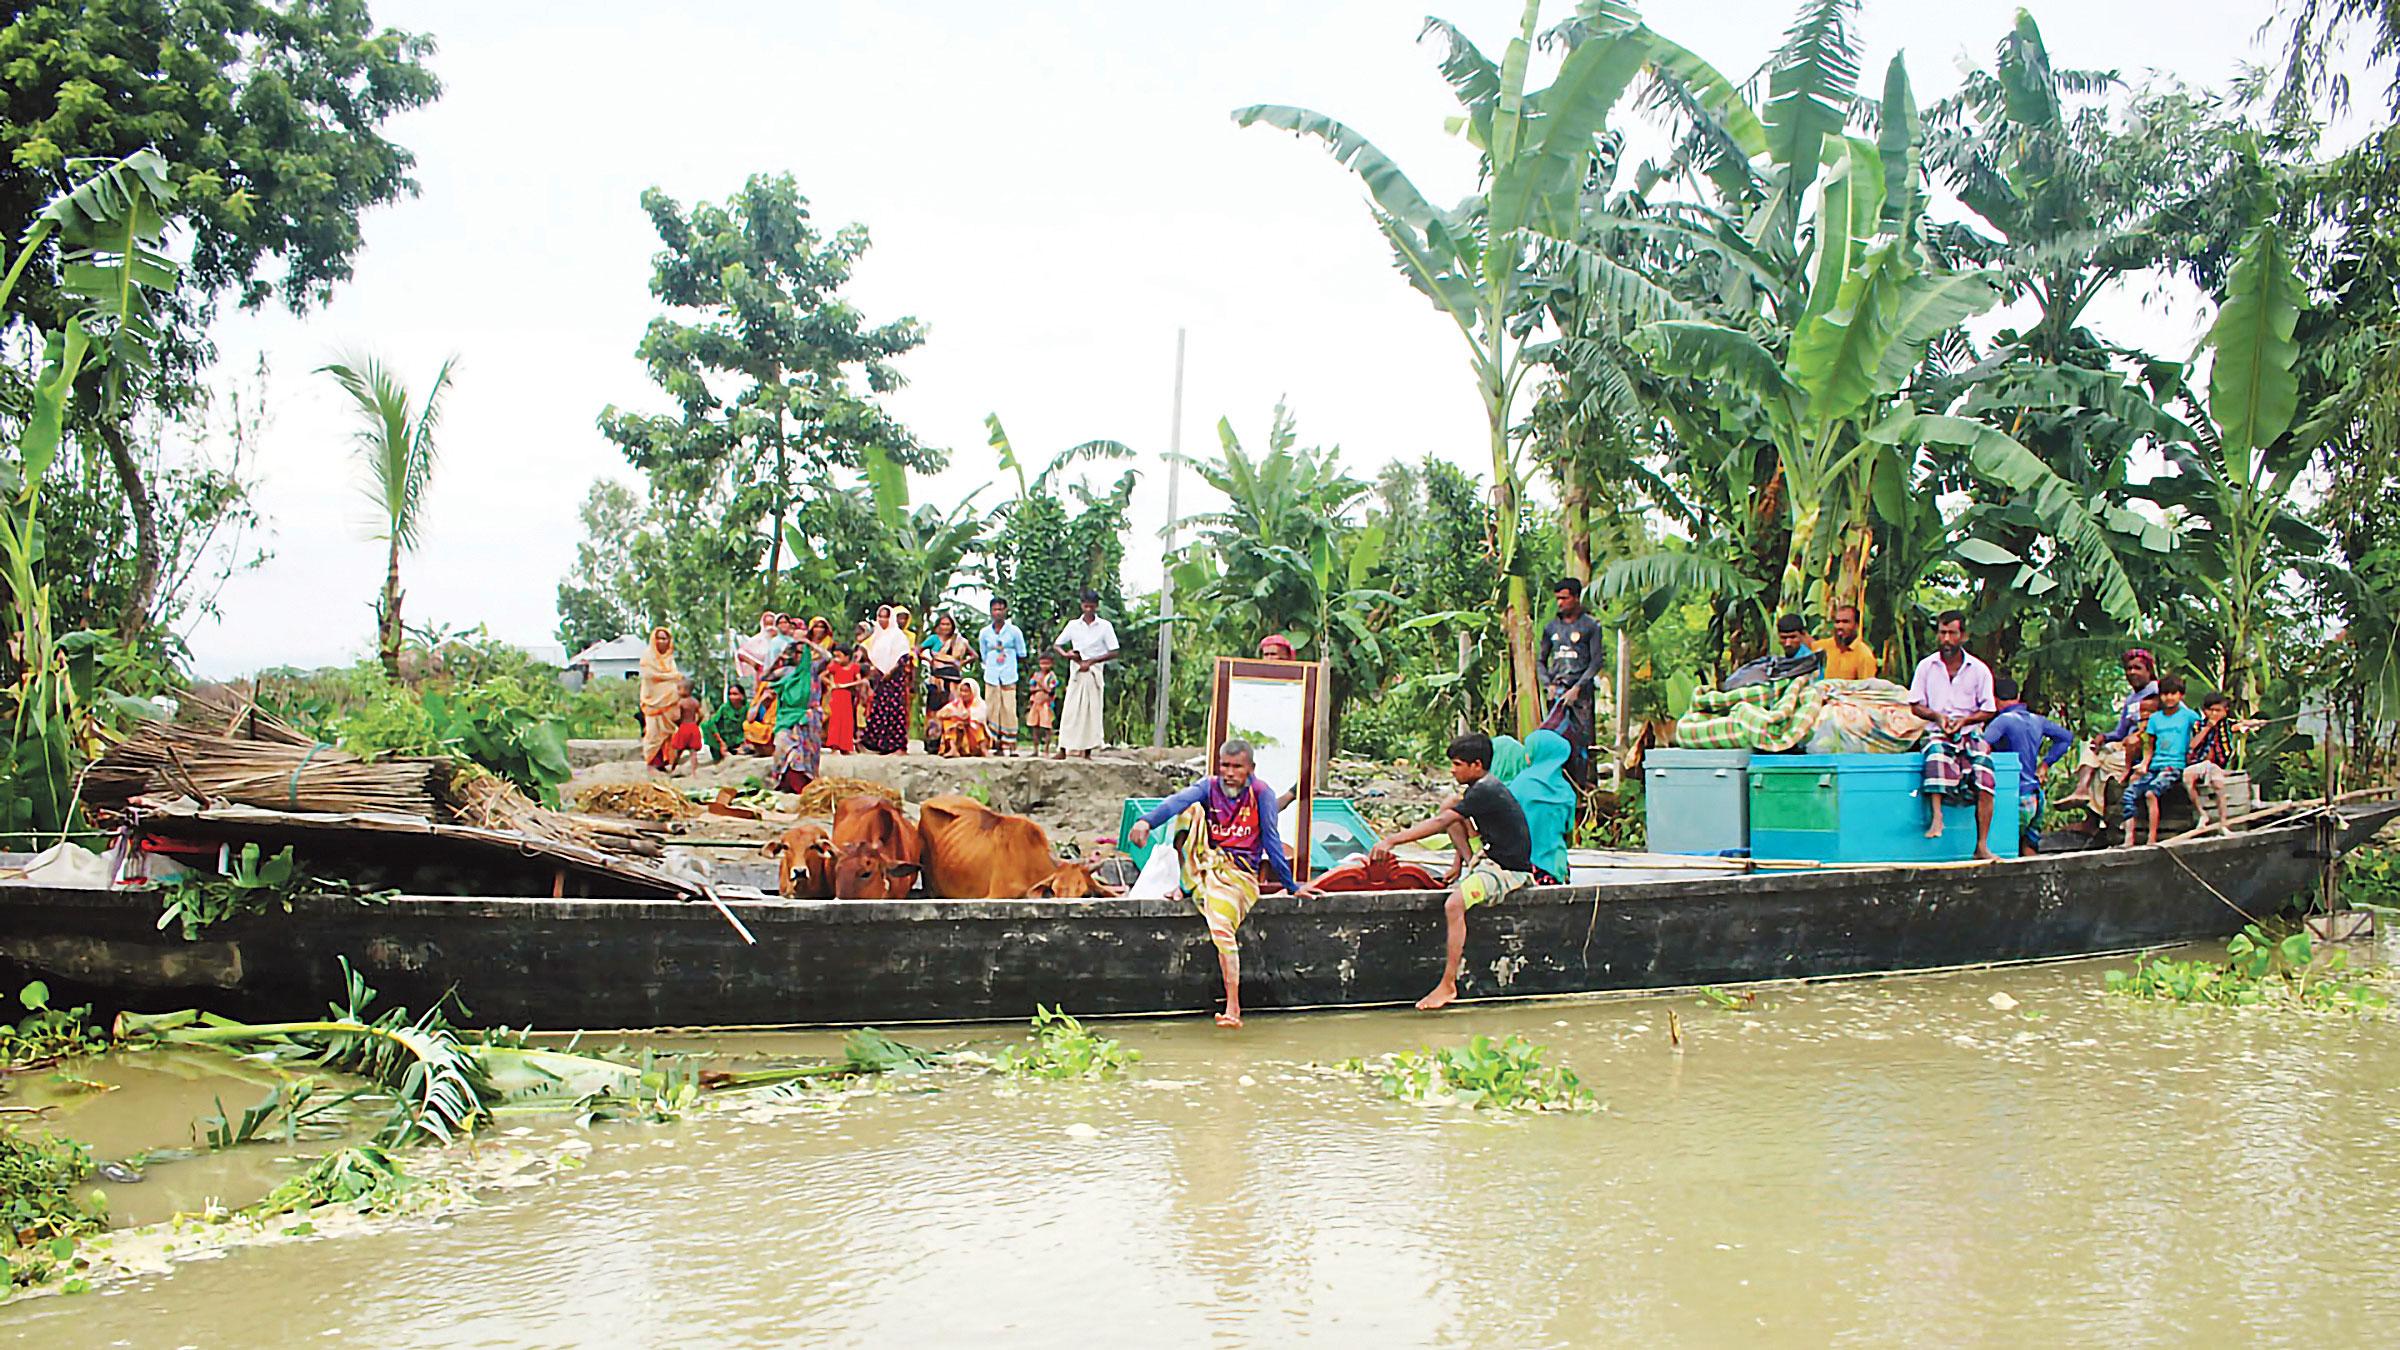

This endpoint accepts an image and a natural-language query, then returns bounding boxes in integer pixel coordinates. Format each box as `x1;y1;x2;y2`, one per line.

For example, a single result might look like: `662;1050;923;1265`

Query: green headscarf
1488;734;1531;783
1509;730;1575;881
771;645;815;733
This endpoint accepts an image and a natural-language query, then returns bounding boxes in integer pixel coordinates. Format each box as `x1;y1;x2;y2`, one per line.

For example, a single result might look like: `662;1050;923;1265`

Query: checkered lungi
1921;726;1995;801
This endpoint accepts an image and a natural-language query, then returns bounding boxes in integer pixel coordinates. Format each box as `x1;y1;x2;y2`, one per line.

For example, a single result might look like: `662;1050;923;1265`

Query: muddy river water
10;951;2400;1346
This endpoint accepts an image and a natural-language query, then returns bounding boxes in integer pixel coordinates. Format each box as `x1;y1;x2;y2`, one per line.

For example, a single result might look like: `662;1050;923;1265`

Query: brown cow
830;795;922;899
916;794;1117;900
760;822;835;899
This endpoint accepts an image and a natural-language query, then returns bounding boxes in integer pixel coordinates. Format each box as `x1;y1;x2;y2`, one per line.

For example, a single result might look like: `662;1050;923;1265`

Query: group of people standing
635;591;1127;791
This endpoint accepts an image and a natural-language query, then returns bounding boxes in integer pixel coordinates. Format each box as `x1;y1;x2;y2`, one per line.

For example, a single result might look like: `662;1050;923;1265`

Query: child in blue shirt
2122;674;2203;847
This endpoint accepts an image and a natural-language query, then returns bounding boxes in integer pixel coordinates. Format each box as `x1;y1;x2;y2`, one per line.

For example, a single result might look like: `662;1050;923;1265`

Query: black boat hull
5;805;2388;1028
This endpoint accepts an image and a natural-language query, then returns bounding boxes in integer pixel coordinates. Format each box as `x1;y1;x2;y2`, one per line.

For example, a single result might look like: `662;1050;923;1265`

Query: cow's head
762;827;836;899
833;842;922;900
1028;862;1118;900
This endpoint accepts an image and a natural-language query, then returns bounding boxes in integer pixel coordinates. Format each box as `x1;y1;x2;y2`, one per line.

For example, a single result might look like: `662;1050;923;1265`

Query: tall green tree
599;174;934;610
554;479;648;652
1234;2;1736;732
321;354;455;678
981;414;1135;650
1;0;441;638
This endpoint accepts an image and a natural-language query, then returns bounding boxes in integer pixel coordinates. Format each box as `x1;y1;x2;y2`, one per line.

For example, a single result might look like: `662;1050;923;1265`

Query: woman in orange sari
637;627;682;766
931;678;992;758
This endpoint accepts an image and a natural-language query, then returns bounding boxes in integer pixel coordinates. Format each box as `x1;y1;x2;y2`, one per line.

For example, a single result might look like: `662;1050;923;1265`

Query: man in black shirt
1541;578;1604;787
1303;733;1537;1011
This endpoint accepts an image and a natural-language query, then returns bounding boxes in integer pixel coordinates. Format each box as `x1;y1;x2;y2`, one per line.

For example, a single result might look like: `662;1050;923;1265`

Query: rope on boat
2163;839;2260;927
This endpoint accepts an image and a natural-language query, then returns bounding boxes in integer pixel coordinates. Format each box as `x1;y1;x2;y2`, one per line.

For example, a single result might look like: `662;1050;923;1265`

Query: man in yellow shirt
1813;604;1880;681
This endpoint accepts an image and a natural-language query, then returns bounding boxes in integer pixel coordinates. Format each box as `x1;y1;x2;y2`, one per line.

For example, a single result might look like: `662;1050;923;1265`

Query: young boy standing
2122;675;2201;846
1306;733;1537;1011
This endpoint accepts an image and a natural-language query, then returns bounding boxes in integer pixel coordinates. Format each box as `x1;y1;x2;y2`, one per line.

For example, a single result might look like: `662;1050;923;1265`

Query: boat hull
6;806;2389;1028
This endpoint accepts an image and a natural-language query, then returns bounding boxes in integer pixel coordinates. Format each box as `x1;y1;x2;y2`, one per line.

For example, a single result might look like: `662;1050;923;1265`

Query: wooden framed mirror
1208;657;1322;886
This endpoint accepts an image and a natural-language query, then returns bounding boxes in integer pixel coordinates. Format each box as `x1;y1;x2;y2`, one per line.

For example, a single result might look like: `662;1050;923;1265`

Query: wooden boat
3;802;2391;1029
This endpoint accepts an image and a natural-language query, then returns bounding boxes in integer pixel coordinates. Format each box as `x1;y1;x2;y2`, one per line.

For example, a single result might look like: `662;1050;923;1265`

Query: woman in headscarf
804;616;835;662
1508;729;1576;884
931;677;993;758
921;613;973;750
894;606;920;747
638;627;682;767
861;606;914;754
768;641;824;791
1487;734;1531;784
735;611;779;688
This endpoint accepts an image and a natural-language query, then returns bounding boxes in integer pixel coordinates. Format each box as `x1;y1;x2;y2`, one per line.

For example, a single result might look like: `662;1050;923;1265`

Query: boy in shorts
1306;733;1541;1011
2122;675;2200;847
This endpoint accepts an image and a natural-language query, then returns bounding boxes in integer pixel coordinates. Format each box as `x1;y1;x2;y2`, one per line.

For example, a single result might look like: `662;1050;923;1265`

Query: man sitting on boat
1127;738;1298;1028
1908;610;1999;860
1307;733;1544;1012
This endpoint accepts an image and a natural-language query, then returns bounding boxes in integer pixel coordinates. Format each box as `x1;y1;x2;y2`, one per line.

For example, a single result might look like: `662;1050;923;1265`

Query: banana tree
1233;2;1743;733
1631;49;2140;628
984;413;1131;503
2147;220;2321;708
0;151;179;837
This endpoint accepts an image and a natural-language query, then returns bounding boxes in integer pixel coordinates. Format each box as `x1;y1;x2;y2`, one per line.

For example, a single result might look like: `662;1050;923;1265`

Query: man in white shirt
1907;609;1999;859
1054;590;1119;760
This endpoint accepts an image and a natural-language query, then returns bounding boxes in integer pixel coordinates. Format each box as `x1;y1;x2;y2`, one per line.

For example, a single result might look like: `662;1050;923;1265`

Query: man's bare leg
1925;792;1946;840
2059;765;2098;807
1215;947;1242;1028
1973;789;1996;861
1417;892;1468;1010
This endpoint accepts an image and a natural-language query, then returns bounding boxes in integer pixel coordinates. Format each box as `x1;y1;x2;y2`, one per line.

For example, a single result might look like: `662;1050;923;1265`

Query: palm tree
322;354;456;677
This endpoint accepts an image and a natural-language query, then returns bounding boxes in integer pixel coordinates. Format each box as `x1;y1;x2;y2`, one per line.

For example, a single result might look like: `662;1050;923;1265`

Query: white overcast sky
182;0;2355;676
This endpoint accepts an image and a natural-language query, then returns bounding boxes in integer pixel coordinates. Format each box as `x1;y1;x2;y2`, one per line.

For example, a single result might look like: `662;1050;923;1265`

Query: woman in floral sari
861;607;914;754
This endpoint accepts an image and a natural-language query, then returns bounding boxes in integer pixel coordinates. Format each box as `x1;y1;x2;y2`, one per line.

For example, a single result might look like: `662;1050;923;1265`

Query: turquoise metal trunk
1747;752;2021;864
1642;749;1753;856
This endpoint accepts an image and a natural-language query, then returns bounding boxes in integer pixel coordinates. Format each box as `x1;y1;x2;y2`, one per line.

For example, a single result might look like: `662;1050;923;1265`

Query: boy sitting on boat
1305;733;1549;1012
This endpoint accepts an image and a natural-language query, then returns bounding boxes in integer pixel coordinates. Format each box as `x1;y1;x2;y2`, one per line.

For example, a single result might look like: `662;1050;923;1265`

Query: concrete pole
1151;328;1187;748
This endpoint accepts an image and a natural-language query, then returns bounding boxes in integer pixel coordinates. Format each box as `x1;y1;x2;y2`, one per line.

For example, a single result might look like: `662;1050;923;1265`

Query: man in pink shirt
1907;609;1999;860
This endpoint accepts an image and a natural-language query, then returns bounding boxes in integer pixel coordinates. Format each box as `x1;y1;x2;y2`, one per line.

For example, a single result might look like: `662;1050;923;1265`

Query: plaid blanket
1676;677;1927;754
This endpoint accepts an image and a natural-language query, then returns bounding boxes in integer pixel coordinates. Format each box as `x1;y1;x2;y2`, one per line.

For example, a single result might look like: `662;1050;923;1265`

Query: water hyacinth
1345;1034;1598;1113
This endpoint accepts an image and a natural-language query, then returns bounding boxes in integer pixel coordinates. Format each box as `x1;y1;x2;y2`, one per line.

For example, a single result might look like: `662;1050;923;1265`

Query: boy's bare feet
1214;1010;1242;1028
1975;845;1998;862
1415;982;1458;1011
